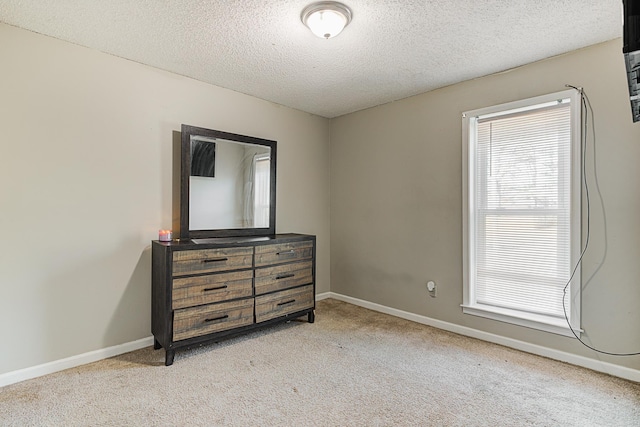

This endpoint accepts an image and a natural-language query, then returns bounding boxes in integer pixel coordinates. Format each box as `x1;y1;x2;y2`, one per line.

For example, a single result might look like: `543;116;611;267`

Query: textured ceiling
0;1;623;118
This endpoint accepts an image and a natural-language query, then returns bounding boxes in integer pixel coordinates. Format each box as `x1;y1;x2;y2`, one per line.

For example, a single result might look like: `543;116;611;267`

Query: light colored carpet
1;299;639;426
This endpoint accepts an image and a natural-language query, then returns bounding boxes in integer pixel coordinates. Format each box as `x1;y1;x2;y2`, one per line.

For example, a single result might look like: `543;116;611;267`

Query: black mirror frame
180;124;277;239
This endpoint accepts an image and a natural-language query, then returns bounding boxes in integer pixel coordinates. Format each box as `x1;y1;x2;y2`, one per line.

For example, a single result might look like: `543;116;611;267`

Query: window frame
462;89;582;337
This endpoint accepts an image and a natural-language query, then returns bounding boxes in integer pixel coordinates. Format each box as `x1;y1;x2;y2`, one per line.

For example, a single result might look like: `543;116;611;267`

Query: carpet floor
1;299;639;426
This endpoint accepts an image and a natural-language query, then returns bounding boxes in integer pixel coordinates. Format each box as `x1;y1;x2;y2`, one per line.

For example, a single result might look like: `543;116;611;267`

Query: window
462;90;582;337
253;154;271;228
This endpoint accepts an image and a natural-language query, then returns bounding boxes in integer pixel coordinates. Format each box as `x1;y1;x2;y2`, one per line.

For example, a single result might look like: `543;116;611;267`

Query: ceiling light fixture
301;2;352;39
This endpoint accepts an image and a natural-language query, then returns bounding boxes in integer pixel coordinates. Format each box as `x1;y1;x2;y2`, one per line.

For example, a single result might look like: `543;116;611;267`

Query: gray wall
331;39;640;372
0;23;331;375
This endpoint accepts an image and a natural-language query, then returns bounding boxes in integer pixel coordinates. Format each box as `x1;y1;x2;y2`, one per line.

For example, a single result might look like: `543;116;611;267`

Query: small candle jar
158;229;173;242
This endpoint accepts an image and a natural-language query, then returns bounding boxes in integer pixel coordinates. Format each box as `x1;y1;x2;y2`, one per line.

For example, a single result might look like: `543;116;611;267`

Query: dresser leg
308;310;315;323
165;350;175;366
154;339;161;350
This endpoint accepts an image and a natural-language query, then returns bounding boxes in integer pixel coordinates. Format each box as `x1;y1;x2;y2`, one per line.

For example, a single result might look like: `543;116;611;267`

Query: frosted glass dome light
301;2;352;39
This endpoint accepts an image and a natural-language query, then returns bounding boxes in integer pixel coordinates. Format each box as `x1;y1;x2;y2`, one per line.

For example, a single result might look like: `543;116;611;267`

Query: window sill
461;304;582;338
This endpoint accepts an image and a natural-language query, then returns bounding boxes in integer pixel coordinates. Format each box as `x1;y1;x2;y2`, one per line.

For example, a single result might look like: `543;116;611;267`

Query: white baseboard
326;292;640;383
0;336;154;388
4;293;637;387
0;292;331;388
316;291;332;301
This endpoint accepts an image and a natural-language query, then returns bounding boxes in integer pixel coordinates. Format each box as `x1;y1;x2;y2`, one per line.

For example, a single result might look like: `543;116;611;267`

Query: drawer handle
203;285;228;292
276;273;295;280
277;299;296;306
202;257;228;263
276;250;295;256
204;315;229;323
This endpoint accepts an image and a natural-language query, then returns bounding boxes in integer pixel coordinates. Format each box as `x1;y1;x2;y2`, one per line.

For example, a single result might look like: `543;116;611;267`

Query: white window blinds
463;90;581;335
475;103;571;317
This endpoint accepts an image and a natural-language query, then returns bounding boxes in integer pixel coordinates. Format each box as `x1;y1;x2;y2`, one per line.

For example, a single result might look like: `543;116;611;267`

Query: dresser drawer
255;240;313;267
255;284;314;323
255;260;313;295
172;270;253;309
172;247;253;276
173;298;254;341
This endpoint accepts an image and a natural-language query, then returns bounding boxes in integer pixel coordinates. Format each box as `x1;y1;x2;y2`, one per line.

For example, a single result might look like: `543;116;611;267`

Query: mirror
180;125;277;239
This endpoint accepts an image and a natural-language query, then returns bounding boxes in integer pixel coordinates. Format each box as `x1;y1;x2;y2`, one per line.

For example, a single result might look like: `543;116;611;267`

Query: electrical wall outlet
427;280;437;298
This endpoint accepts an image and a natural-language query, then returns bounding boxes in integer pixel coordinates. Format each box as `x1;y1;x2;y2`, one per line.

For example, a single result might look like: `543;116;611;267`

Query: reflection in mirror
190;136;216;177
180;125;277;239
189;136;271;230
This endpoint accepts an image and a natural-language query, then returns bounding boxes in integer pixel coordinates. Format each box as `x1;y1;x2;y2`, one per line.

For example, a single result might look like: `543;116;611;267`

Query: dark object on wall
190;140;216;177
623;0;640;122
